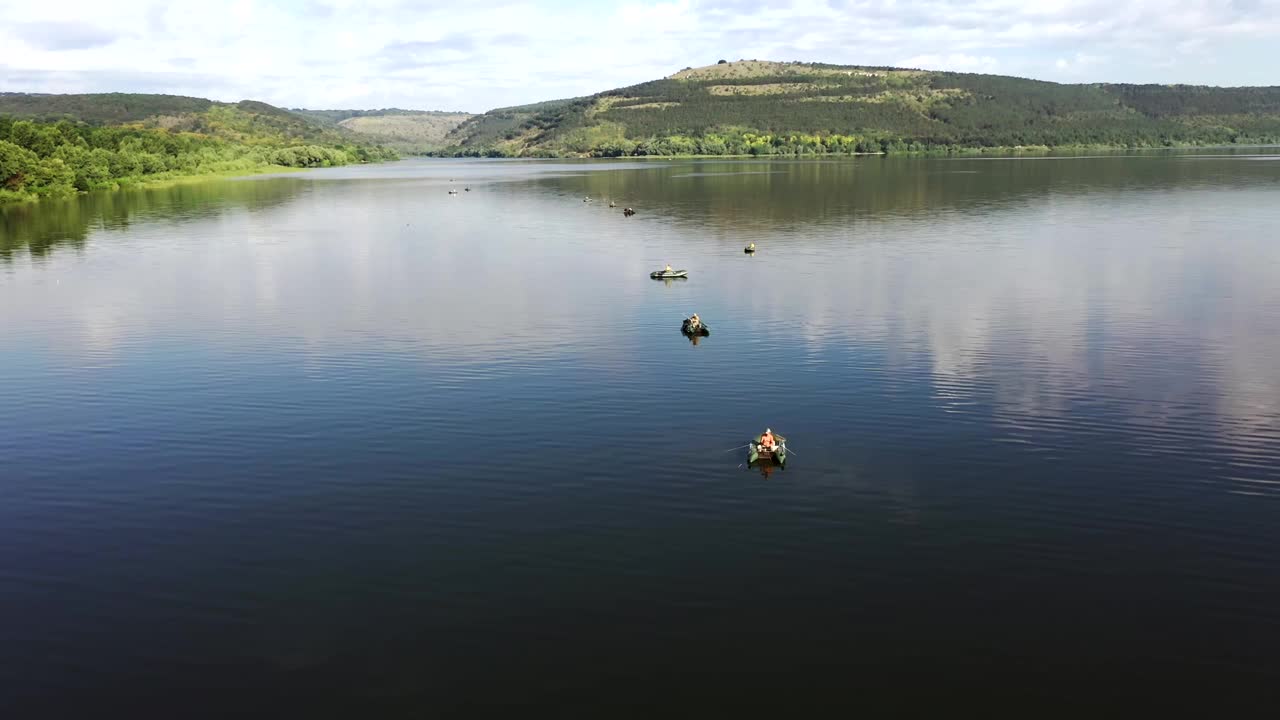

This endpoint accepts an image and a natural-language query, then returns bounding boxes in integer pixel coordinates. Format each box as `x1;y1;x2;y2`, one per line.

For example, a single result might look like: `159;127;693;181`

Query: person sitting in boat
759;428;778;451
665;264;673;273
688;313;700;329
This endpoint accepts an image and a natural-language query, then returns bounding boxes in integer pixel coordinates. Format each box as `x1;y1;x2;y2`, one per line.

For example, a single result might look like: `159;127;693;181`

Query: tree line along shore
0;98;397;203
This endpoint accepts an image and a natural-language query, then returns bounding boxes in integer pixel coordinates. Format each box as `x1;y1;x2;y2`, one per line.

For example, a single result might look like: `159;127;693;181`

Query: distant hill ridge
290;108;474;152
439;60;1280;157
0;92;472;154
289;108;472;123
0;92;216;124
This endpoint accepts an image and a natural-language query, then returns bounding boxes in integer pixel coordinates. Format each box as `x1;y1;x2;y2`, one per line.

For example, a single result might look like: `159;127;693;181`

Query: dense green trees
0;105;397;202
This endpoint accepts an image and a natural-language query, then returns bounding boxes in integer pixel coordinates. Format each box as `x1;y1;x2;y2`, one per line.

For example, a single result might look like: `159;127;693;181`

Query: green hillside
438;60;1280;157
444;97;589;153
290;108;473;152
0;93;398;203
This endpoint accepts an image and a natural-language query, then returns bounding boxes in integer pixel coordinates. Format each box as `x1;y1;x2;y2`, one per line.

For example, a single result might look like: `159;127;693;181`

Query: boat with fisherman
748;428;787;468
681;313;709;336
651;264;688;279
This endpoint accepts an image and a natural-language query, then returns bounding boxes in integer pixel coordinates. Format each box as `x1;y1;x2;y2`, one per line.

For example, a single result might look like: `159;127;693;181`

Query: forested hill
290;108;473;152
0;93;397;202
438;60;1280;157
0;92;215;124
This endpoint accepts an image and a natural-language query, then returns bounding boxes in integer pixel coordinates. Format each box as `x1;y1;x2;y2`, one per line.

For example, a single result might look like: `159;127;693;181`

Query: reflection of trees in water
0;200;91;261
1;179;302;262
562;153;1279;238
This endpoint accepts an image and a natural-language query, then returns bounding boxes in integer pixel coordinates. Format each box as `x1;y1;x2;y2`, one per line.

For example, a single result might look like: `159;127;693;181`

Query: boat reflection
747;460;781;479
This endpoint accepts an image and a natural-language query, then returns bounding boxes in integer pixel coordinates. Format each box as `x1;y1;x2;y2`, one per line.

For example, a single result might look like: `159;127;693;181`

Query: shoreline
431;142;1280;162
591;143;1280;160
2;164;312;206
117;164;310;190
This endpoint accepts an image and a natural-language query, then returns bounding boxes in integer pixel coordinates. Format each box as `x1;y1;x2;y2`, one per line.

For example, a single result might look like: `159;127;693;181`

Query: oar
721;443;751;453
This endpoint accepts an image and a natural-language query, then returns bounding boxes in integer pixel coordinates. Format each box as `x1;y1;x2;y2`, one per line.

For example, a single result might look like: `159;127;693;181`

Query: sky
1;0;1278;112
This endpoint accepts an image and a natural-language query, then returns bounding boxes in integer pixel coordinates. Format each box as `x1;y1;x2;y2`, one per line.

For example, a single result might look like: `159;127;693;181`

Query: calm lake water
3;153;1279;714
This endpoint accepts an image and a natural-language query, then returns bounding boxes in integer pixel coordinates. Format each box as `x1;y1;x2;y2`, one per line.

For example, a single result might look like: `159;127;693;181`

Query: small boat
464;187;471;192
748;433;787;468
447;189;458;195
681;317;710;336
623;208;636;216
651;269;688;279
609;201;617;208
744;243;756;253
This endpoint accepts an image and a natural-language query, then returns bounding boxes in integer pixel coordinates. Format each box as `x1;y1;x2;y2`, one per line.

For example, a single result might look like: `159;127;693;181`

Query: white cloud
1054;52;1106;74
0;0;1277;110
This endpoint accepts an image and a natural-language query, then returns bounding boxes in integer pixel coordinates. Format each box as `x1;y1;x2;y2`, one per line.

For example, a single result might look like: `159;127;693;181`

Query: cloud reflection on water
3;154;1278;497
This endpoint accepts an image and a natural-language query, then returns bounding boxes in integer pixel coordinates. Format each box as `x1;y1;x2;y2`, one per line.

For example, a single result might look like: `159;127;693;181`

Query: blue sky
1;0;1277;112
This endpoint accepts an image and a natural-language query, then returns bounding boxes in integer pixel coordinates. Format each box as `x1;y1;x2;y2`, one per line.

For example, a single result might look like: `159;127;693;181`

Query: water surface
2;152;1279;714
